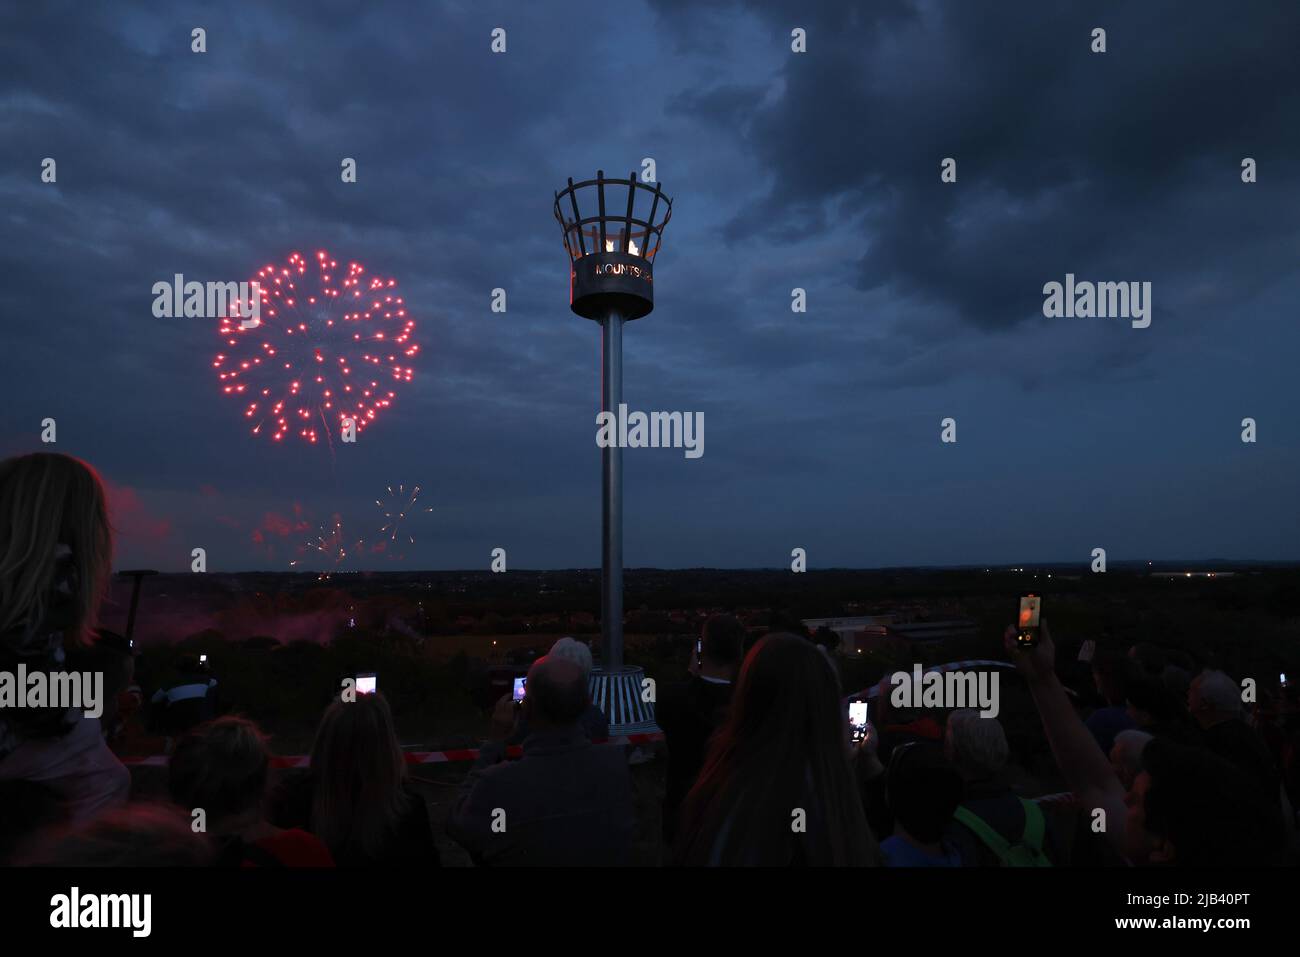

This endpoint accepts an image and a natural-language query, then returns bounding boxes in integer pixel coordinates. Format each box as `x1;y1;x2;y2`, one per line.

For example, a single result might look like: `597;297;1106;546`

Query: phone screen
512;676;527;702
1017;595;1041;647
848;701;869;743
356;673;377;695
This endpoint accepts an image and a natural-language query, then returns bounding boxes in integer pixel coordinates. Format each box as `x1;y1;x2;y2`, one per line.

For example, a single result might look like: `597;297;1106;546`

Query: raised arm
1006;620;1128;858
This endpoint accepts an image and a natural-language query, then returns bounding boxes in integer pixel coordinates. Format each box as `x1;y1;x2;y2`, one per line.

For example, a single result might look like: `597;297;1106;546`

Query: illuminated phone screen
1017;596;1042;648
356;674;377;695
1018;596;1041;629
848;701;869;742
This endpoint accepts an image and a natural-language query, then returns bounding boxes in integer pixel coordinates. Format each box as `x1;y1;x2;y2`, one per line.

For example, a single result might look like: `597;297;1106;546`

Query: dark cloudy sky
2;1;1298;572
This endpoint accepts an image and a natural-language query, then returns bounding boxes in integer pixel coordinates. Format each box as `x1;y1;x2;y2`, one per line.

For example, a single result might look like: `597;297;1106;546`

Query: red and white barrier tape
120;732;664;768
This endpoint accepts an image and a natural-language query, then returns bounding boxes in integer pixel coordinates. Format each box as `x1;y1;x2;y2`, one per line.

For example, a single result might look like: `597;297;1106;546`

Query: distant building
803;616;894;654
803;616;893;639
886;620;978;643
803;615;978;656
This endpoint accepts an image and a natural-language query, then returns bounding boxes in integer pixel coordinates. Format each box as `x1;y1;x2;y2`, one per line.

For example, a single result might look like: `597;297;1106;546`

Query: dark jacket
946;780;1058;867
1199;719;1281;800
507;702;608;746
447;726;633;866
656;676;733;844
270;770;439;868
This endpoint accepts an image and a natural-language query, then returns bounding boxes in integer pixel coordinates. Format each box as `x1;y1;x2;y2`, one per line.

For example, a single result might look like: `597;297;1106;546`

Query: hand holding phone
848;700;870;744
1004;617;1056;684
1017;596;1041;649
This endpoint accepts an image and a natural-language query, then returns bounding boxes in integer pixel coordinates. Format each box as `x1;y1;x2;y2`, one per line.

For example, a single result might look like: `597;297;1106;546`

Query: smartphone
848;700;870;744
1017;595;1041;649
696;639;702;661
356;673;377;696
512;676;527;703
199;653;208;664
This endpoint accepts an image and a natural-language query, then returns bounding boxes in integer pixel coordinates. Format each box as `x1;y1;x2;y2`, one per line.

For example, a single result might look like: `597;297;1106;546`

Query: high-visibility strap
952;799;1045;864
952;805;1014;862
1020;797;1045;849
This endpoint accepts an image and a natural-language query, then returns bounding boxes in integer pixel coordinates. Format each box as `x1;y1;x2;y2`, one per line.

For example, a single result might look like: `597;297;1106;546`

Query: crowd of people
1;451;1297;867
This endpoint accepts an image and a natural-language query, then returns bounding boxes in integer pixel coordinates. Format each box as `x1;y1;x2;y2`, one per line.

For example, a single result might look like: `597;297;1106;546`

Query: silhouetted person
169;716;333;867
271;693;438;867
657;614;744;845
1136;738;1285;866
812;624;841;654
0;453;130;823
673;634;879;866
150;655;218;736
1085;645;1136;755
1126;671;1198;746
1011;621;1283;866
944;709;1054;866
880;742;964;867
1188;669;1293;845
447;654;633;865
1128;643;1166;677
1189;670;1277;792
506;636;607;744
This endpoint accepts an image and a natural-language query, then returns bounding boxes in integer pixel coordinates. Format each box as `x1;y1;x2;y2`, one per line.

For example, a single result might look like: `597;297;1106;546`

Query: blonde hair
309;693;409;861
0;453;112;648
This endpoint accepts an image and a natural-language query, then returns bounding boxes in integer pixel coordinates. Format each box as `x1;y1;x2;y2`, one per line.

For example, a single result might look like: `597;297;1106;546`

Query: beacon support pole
601;309;624;671
553;170;673;733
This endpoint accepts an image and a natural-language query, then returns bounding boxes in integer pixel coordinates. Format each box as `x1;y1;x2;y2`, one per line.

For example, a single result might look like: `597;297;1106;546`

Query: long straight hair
308;693;409;862
0;453;112;648
674;633;879;866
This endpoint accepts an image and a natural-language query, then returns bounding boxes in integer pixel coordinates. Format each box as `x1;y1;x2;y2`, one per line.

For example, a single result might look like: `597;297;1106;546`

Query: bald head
524;655;588;730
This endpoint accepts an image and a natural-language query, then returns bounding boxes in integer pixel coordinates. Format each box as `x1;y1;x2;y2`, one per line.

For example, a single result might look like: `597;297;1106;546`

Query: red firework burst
214;250;418;444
